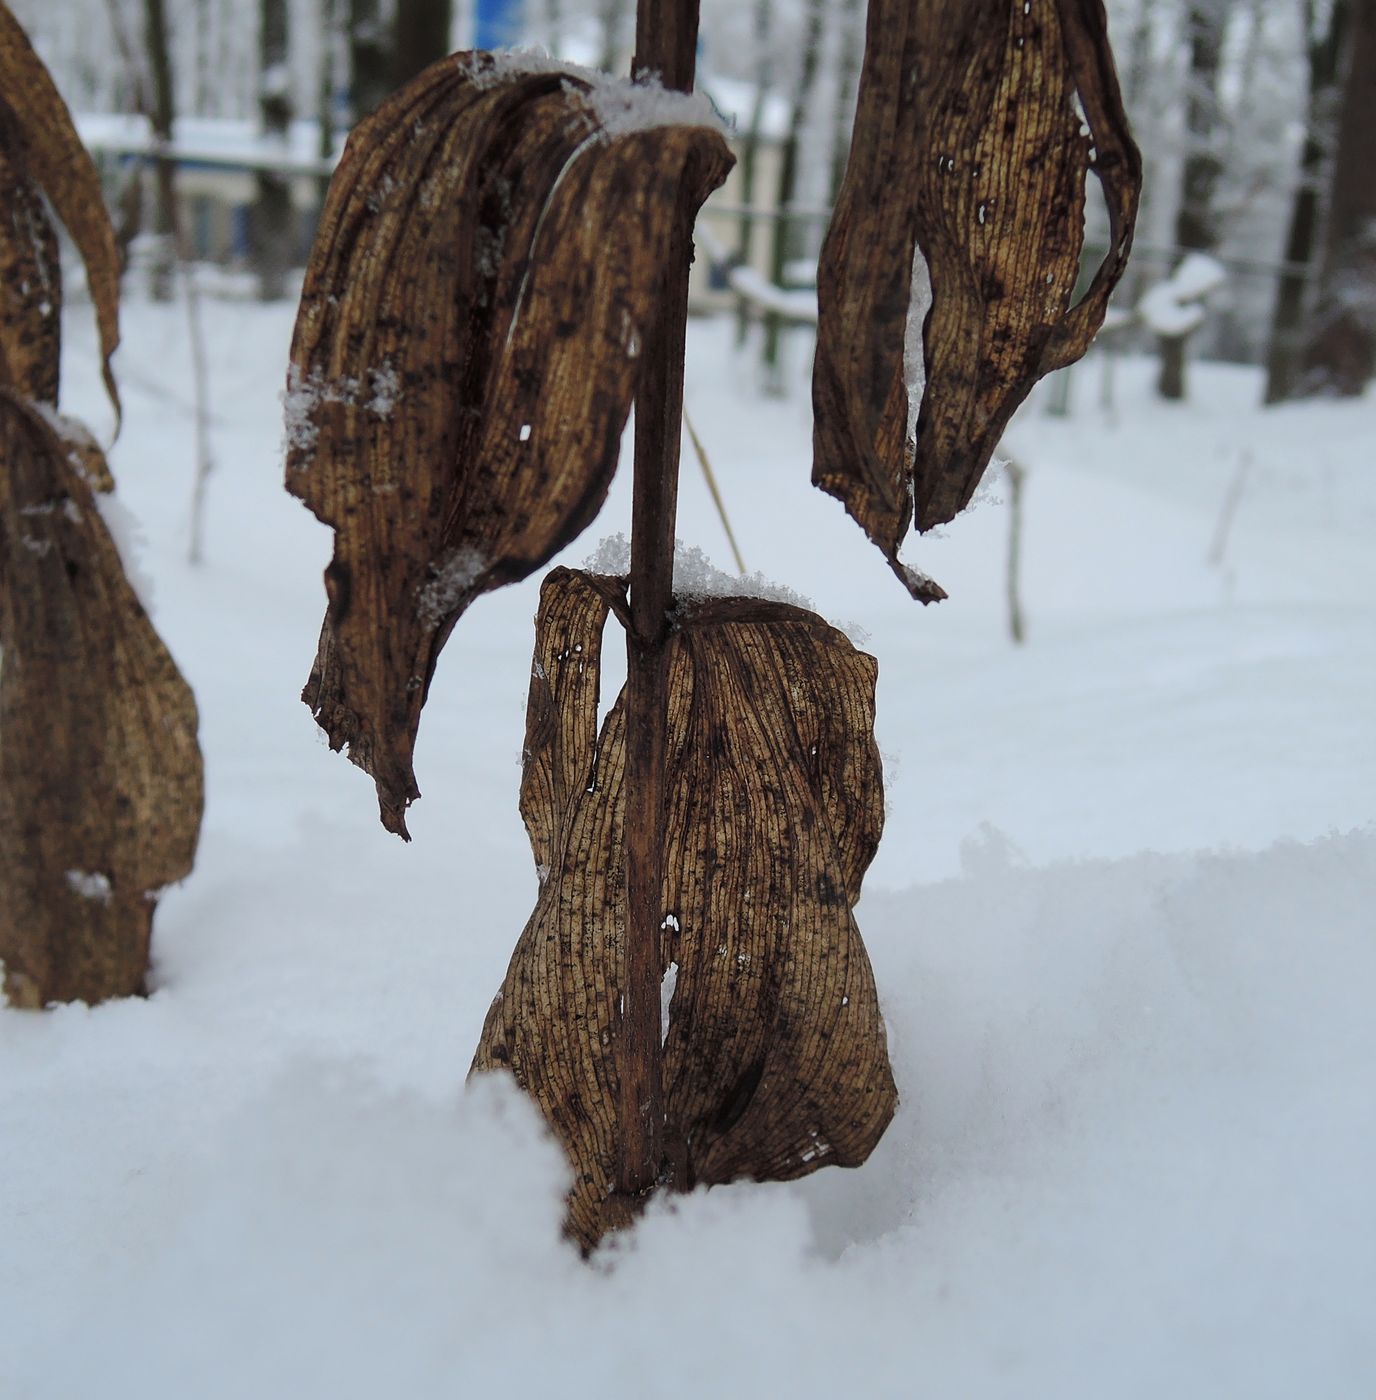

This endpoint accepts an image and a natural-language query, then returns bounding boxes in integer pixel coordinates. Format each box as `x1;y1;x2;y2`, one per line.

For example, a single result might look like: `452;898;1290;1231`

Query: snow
583;532;839;624
416;545;486;628
2;288;1374;1398
1139;252;1229;337
281;363;399;457
76;112;345;177
63;870;112;902
904;245;934;447
583;73;724;141
726;263;818;321
457;49;726;142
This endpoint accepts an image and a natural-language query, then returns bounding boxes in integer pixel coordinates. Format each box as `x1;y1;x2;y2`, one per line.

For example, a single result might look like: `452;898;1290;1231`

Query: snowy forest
2;0;1374;1396
12;0;1376;395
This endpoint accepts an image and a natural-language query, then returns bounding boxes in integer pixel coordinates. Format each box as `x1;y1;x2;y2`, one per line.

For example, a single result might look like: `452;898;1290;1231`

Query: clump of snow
692;223;815;322
672;540;813;610
583;533;813;610
281;363;401;457
456;46;584;90
581;532;632;575
416;545;485;627
64;869;112;903
962;455;1007;513
582;73;725;142
727;265;818;322
579;535;884;645
94;490;157;614
1139;252;1228;338
455;48;726;143
365;363;400;416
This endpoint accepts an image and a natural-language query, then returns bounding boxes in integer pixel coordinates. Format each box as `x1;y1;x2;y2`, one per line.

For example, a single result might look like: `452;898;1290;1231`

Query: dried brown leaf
0;1;122;422
813;0;1140;578
0;390;202;1006
472;568;896;1249
0;125;61;405
286;55;733;839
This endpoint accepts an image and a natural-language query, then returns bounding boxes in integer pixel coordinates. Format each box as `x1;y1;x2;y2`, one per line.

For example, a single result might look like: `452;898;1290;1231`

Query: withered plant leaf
287;54;733;839
813;0;1140;579
0;1;122;422
472;568;897;1250
0;390;202;1007
0;129;61;405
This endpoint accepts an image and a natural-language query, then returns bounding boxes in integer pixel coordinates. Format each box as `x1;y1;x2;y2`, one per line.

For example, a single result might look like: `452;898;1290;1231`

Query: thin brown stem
684;409;747;575
616;0;701;1200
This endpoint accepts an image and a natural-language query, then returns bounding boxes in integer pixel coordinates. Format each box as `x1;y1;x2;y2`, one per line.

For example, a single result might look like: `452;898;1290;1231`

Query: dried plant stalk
0;392;203;1006
0;0;122;420
287;54;732;838
473;569;896;1249
813;0;1140;583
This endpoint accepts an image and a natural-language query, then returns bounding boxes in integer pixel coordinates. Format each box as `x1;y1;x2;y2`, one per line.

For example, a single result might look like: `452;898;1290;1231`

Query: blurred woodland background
11;0;1375;404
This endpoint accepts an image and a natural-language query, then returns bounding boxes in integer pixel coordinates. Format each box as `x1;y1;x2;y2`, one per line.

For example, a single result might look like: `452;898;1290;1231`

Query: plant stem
617;0;700;1199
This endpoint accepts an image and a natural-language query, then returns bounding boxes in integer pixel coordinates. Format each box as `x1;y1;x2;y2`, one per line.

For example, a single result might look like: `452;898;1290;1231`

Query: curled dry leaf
472;568;897;1250
286;55;733;838
0;1;122;422
813;0;1140;580
0;391;202;1006
0;125;61;405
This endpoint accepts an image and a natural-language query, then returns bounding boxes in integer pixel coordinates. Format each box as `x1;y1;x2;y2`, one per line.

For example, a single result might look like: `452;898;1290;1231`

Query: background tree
1158;0;1229;400
394;0;453;87
1263;0;1350;403
1298;0;1375;394
762;0;823;390
252;0;294;301
143;0;177;300
348;0;391;120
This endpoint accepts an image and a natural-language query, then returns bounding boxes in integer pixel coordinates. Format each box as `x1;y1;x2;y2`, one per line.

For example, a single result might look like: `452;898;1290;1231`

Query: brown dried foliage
0;0;122;421
0;392;203;1006
813;0;1140;580
472;569;896;1249
286;55;733;837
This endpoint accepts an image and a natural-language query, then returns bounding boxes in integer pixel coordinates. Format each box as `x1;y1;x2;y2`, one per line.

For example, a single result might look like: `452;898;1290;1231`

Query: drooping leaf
813;0;1140;584
472;568;897;1250
0;1;122;422
286;54;733;838
0;127;61;405
0;391;202;1007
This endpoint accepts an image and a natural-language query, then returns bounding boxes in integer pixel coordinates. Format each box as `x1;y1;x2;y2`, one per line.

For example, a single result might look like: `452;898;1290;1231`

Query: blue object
231;204;251;259
475;0;523;49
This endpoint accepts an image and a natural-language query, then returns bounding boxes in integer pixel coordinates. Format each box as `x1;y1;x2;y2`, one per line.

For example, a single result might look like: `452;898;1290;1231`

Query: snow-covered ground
4;289;1374;1397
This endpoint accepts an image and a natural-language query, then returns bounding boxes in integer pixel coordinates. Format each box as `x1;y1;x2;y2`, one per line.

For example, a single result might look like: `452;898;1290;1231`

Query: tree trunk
143;0;177;301
349;0;392;121
317;0;341;214
734;0;770;346
1263;0;1350;403
393;0;453;89
253;0;294;301
599;0;627;73
1157;0;1226;401
829;0;862;203
1299;0;1376;396
762;0;823;391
